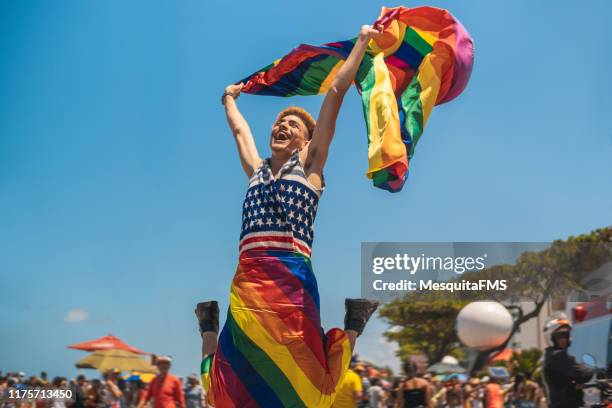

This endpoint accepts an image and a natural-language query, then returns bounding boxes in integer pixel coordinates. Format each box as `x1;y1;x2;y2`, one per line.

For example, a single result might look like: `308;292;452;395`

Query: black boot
344;298;379;336
195;301;219;335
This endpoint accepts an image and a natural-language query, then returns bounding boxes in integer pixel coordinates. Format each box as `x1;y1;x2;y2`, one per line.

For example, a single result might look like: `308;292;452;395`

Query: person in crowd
509;372;539;408
357;365;372;408
136;357;184;408
0;376;7;402
33;376;49;408
69;375;90;408
533;378;547;408
122;381;134;408
483;377;508;408
421;374;434;401
378;370;392;393
464;378;484;408
367;377;386;408
50;377;70;408
182;375;204;408
331;365;363;408
542;318;594;408
462;378;472;408
116;377;128;408
101;370;123;408
388;377;402;408
444;375;463;408
2;377;19;408
394;361;431;408
86;378;103;408
430;377;445;408
13;373;26;393
126;380;146;408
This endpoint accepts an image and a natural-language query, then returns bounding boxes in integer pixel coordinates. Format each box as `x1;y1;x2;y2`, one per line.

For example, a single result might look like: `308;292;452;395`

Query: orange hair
276;106;316;140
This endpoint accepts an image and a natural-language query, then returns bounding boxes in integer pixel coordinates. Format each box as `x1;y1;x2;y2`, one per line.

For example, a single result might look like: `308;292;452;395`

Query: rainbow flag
205;250;351;407
241;6;474;192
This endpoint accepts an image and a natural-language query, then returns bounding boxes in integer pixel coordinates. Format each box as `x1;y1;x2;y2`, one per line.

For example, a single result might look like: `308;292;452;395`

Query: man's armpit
304;147;318;173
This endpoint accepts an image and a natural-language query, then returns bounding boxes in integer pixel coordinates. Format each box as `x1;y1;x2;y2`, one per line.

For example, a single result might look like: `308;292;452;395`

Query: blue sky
1;0;610;378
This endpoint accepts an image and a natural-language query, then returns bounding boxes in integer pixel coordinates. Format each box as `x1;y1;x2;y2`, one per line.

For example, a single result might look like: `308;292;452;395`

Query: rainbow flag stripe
241;6;474;192
205;250;351;407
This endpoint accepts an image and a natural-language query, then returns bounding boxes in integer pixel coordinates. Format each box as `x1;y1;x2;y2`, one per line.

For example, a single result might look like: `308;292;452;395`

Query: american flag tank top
239;151;322;257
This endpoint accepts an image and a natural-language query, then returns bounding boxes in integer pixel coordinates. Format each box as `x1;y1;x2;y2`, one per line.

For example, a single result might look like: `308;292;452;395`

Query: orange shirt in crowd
141;374;185;408
486;383;503;408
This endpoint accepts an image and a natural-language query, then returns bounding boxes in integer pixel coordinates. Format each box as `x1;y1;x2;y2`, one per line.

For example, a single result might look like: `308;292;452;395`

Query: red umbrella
68;334;148;355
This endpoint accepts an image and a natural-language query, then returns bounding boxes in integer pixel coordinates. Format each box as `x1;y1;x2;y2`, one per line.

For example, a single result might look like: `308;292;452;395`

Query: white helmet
543;318;572;346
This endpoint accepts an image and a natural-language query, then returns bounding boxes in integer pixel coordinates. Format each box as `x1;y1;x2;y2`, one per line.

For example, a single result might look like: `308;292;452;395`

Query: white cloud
378;336;390;344
64;309;89;323
356;321;401;373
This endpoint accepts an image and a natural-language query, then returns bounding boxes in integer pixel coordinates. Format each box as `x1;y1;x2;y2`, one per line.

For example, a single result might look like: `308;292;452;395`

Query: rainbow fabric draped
241;6;474;192
204;250;351;408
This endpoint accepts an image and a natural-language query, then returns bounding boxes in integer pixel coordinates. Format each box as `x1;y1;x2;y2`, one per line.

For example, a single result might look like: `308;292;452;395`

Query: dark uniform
542;346;594;408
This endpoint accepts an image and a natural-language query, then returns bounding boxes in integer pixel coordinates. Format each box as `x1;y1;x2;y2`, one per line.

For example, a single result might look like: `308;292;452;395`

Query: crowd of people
332;360;545;408
0;362;543;408
0;358;209;408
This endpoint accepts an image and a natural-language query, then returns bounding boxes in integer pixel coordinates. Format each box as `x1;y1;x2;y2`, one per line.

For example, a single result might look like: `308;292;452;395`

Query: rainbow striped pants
203;249;351;407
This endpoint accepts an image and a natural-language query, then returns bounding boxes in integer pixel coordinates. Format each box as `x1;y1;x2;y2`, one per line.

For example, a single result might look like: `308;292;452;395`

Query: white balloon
456;301;513;350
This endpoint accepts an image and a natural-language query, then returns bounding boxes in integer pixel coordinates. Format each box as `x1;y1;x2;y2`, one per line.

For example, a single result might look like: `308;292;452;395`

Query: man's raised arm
304;24;382;179
222;83;262;178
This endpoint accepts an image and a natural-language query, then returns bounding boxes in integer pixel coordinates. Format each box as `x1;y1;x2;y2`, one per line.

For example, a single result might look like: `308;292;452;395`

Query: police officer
542;318;594;408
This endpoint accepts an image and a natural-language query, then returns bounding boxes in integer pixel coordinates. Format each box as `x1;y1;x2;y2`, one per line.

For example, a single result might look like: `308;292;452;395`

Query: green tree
379;299;466;364
509;348;543;377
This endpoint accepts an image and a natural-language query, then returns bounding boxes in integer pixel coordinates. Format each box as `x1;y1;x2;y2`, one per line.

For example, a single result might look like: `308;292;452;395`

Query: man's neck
269;153;292;175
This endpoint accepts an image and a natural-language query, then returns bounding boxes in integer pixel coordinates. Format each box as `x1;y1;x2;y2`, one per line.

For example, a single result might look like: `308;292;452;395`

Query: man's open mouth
274;131;289;141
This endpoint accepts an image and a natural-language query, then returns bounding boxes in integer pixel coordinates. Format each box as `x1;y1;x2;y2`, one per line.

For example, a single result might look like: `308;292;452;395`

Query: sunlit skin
157;361;170;376
269;114;309;158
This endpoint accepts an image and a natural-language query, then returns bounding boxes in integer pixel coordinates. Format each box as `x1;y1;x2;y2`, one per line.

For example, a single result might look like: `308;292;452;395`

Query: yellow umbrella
76;349;159;373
